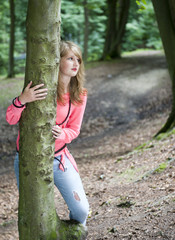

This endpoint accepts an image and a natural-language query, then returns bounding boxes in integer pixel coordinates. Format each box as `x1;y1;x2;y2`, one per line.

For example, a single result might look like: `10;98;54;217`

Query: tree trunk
103;0;117;59
83;0;89;62
113;0;130;56
8;0;15;78
151;0;175;135
102;0;130;60
18;0;87;239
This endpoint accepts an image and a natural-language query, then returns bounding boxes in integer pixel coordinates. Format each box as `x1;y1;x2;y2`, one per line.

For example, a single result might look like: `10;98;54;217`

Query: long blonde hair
57;41;87;104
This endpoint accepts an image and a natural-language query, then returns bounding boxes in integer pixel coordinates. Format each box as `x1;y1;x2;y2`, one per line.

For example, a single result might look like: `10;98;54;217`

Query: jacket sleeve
56;94;87;144
6;97;26;125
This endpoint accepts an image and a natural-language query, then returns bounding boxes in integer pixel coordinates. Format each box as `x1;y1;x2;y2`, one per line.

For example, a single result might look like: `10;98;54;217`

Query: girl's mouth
72;68;77;71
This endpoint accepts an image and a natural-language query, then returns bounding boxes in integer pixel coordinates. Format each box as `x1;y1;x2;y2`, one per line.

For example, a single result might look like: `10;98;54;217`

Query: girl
6;41;89;226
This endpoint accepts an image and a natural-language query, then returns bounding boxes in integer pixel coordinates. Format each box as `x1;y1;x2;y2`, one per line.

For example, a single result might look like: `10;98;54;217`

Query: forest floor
0;50;175;240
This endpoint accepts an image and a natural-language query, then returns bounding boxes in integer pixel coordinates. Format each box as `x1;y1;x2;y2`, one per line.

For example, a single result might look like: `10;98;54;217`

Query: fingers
34;95;47;100
34;88;48;97
35;88;48;93
52;125;62;138
32;83;45;91
31;83;48;100
27;82;47;91
29;83;48;100
34;90;48;98
26;81;33;89
21;81;49;104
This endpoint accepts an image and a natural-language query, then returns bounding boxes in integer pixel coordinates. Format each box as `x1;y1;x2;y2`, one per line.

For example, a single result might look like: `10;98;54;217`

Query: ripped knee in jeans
73;191;81;201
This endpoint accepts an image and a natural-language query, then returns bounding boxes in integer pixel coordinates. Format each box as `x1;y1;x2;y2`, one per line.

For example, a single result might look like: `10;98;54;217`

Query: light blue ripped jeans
14;152;89;226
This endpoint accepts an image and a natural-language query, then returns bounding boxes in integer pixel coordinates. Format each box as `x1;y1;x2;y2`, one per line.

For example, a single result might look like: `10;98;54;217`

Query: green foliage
61;1;84;42
14;0;27;74
123;2;162;51
0;0;162;75
0;2;10;74
0;0;27;75
61;0;107;61
136;0;147;10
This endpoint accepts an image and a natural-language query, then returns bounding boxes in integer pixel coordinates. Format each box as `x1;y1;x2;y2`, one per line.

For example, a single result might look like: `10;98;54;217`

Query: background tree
151;0;175;135
0;0;163;75
8;0;15;78
123;1;161;51
0;2;10;75
14;0;28;73
102;0;130;59
87;0;106;61
61;0;106;61
83;0;89;62
18;0;87;239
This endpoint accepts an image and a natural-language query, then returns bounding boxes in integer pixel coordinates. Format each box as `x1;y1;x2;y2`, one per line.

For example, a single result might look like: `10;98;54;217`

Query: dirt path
0;51;175;239
71;51;171;156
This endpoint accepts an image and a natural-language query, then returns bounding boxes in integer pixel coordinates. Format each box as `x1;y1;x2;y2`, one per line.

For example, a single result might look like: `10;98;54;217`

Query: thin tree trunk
169;0;175;28
151;0;175;135
111;0;130;57
18;0;87;239
102;0;130;59
83;0;89;62
103;0;117;60
8;0;15;78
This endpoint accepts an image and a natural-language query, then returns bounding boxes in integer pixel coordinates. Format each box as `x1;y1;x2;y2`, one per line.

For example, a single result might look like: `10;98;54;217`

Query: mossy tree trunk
151;0;175;135
102;0;130;60
18;1;87;239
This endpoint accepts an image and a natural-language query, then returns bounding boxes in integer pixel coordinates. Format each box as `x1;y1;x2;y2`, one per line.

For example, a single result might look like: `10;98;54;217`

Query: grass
153;162;168;174
85;49;161;69
155;128;175;140
122;48;164;57
115;166;147;183
85;57;121;70
0;76;24;108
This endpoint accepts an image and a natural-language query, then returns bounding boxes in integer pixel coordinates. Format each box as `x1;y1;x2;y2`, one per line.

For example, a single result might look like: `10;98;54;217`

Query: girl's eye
68;57;73;60
77;59;81;63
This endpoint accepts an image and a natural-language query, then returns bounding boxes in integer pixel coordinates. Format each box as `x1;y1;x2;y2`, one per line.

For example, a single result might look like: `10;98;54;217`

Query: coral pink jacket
6;93;87;172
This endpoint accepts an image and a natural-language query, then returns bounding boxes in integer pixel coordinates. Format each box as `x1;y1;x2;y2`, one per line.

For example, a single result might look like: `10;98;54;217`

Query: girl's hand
52;125;63;139
19;81;48;105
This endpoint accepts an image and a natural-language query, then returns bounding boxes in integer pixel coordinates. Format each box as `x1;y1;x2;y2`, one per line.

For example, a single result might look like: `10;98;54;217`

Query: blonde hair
57;41;87;104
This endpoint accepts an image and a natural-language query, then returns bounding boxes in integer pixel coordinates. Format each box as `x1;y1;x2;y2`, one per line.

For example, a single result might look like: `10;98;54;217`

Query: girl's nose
74;59;79;66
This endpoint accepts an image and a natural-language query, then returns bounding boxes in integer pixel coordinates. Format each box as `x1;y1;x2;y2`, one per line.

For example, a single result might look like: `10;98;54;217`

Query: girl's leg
14;152;89;225
14;152;19;189
53;155;89;226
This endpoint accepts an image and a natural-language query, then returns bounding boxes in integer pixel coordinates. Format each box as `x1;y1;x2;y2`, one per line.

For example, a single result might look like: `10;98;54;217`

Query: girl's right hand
18;81;48;105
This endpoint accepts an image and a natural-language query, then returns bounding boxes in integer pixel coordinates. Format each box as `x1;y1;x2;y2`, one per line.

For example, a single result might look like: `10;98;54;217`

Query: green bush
122;2;162;52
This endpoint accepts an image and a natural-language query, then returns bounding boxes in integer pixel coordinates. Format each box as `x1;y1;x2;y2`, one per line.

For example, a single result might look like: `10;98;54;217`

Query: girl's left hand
52;125;62;138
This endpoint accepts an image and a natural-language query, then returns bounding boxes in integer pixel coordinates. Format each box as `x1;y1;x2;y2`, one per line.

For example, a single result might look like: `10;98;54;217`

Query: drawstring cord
54;156;66;172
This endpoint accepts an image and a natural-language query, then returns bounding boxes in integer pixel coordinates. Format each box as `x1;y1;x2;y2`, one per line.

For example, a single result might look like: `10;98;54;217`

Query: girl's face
60;50;80;79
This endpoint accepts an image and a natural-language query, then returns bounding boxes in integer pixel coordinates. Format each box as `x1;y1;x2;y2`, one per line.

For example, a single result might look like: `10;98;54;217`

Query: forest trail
71;50;171;157
0;51;175;239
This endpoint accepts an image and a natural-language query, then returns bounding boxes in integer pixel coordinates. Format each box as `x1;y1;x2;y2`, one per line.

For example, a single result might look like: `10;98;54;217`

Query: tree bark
8;0;15;78
151;0;175;135
102;0;130;60
114;0;130;56
103;0;117;59
18;0;87;239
